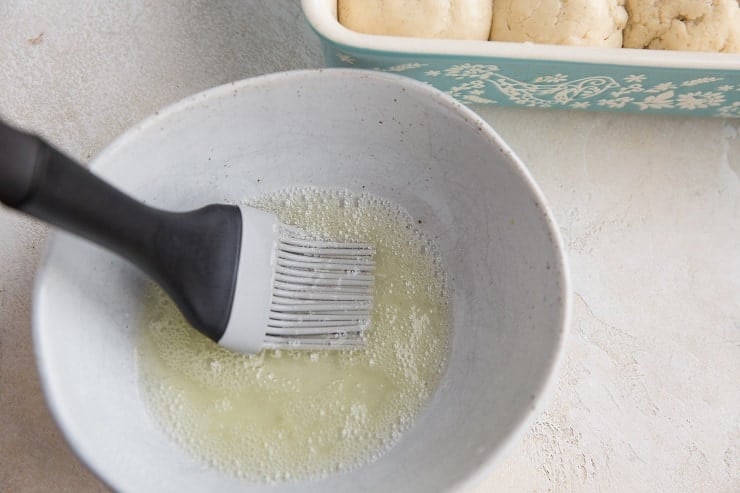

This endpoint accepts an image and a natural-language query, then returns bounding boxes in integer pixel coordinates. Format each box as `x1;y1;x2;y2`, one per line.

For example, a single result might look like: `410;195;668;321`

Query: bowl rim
302;0;740;70
32;68;572;492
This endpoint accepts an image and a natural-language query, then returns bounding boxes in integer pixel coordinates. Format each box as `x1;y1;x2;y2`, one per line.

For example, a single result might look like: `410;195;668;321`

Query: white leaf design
633;91;675;110
681;77;722;87
350;55;738;115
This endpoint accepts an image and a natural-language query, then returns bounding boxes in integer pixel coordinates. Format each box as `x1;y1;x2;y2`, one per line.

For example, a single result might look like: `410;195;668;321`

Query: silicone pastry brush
0;122;375;353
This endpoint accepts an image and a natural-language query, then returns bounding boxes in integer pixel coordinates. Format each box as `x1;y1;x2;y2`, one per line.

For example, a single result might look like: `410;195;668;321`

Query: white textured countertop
0;1;738;491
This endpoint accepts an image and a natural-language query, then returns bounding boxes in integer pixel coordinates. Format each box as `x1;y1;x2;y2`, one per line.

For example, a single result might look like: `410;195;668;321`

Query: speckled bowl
33;69;570;492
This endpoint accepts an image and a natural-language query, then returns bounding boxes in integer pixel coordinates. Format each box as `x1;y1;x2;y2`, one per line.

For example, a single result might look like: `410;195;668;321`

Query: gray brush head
264;224;376;350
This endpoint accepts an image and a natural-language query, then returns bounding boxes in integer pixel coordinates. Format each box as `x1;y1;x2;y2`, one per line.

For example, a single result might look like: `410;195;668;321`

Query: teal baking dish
302;0;740;117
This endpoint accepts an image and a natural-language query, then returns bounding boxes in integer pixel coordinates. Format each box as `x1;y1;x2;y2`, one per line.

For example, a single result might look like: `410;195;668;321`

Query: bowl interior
34;69;568;492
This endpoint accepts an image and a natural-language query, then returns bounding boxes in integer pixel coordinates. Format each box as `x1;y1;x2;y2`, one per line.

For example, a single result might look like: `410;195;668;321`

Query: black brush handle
0;121;240;343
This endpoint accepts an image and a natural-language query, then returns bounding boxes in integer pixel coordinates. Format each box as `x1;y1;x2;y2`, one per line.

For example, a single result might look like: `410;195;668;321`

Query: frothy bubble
136;186;451;482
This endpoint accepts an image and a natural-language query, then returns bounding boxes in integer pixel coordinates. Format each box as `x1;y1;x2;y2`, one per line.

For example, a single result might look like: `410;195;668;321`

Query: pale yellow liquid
137;187;450;482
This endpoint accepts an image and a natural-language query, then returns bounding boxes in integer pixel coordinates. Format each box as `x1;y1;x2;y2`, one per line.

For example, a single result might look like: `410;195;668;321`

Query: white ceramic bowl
33;69;570;492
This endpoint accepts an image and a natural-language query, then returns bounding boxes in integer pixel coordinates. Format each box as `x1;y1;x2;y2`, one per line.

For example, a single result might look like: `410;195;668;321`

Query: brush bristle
264;225;375;350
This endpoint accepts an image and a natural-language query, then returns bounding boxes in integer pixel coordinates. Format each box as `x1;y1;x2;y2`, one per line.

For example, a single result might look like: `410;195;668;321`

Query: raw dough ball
337;0;493;40
489;0;628;48
623;0;740;53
